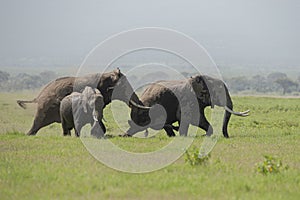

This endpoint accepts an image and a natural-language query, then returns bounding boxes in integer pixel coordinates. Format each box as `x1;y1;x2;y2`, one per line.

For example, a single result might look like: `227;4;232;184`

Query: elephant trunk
129;93;143;106
221;87;250;138
222;88;233;138
129;93;151;109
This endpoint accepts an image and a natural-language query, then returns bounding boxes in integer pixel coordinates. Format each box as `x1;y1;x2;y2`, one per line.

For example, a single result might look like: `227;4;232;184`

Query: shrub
256;155;288;175
184;146;211;166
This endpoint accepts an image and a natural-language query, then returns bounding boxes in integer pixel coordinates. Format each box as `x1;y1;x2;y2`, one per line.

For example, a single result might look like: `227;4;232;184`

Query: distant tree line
0;70;299;95
224;72;299;95
0;70;58;92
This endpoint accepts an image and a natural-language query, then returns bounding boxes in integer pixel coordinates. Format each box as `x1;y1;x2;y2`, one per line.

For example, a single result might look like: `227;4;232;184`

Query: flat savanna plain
0;92;299;199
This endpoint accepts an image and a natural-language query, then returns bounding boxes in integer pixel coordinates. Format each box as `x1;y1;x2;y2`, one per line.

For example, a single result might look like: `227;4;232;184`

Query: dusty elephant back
140;79;189;106
35;76;75;105
35;73;105;104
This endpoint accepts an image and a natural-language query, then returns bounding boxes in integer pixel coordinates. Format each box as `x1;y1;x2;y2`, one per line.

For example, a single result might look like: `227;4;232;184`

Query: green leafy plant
184;146;211;166
256;155;288;175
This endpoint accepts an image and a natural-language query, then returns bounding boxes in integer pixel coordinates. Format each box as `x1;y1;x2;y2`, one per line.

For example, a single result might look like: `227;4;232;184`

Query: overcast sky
0;0;299;68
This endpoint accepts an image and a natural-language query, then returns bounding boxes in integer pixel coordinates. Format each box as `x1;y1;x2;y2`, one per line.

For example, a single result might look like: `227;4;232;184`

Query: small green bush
256;155;288;175
184;146;211;166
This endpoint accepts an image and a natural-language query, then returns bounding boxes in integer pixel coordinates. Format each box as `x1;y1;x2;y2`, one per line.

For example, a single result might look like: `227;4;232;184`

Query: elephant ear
113;67;121;75
190;75;212;105
94;90;104;119
111;67;122;82
94;89;104;108
193;75;209;93
82;87;95;113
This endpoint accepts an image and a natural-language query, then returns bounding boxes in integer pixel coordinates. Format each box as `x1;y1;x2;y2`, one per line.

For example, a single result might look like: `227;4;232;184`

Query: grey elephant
126;75;249;138
60;86;105;138
17;68;142;136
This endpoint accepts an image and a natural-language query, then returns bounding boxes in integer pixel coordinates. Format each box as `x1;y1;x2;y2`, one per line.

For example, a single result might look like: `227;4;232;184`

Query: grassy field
0;92;299;199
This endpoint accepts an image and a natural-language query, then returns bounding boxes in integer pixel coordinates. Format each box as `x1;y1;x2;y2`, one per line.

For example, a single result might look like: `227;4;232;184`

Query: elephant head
96;68;122;105
81;86;104;122
190;75;249;113
80;86;106;138
106;68;141;106
73;68;126;107
190;75;249;137
126;102;166;136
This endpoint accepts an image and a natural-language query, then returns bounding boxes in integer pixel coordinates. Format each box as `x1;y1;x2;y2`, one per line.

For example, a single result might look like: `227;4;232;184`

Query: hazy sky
0;0;300;67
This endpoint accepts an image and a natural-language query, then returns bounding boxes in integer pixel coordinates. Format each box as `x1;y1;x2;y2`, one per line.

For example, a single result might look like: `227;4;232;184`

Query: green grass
0;92;300;199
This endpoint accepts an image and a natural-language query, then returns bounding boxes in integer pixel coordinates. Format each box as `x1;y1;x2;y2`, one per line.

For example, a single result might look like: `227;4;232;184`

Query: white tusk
224;106;250;117
93;115;99;122
129;100;151;109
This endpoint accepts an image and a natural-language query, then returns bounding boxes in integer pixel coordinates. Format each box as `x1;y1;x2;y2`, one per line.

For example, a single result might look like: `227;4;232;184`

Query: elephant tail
17;99;37;109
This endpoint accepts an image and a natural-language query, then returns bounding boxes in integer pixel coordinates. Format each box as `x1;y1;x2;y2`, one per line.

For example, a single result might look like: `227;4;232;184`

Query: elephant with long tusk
126;75;250;138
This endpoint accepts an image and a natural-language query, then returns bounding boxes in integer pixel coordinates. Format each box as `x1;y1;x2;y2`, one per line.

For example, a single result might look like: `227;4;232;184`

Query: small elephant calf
60;86;106;138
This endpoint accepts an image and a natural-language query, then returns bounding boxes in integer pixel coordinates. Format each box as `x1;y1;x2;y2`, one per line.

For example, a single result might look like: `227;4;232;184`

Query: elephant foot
163;125;176;137
63;130;71;136
75;131;80;137
90;131;104;139
119;133;132;137
222;130;229;138
26;131;37;136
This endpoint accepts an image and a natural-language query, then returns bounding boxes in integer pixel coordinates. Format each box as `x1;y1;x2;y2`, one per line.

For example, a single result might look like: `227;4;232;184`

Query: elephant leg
27;115;55;136
199;116;213;136
27;103;60;135
178;122;189;136
163;125;176;137
27;119;45;135
222;111;231;138
63;127;72;136
74;125;82;137
74;129;80;137
64;128;71;136
175;120;189;136
61;120;71;136
91;121;105;138
99;121;106;133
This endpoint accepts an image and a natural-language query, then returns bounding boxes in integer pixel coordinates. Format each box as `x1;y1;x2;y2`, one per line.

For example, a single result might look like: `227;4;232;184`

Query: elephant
60;86;105;138
17;68;141;136
125;75;249;138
